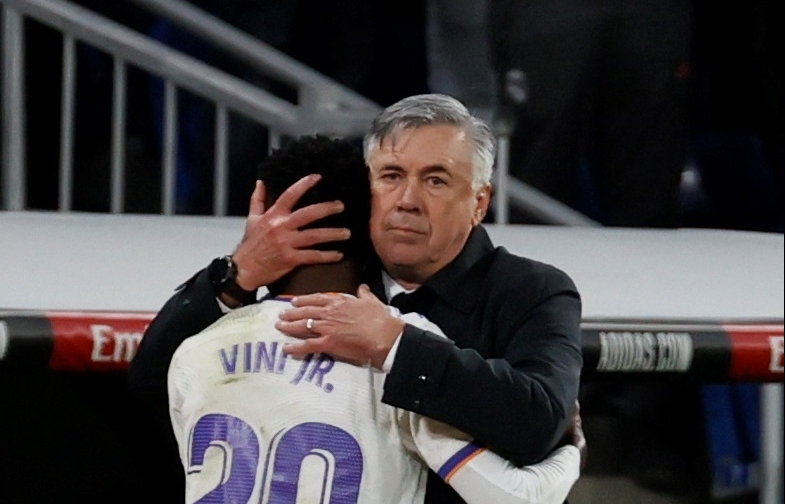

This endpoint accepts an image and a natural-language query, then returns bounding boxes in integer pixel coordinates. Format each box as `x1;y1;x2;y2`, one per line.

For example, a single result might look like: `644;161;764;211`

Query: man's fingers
282;340;324;358
248;180;266;216
288;200;346;230
275;319;322;339
271;174;321;213
356;284;376;300
278;307;328;323
288;293;337;308
291;249;344;266
291;227;351;249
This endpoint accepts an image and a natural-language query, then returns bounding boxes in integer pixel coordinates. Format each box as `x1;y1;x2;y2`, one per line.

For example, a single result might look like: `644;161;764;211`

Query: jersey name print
217;337;336;393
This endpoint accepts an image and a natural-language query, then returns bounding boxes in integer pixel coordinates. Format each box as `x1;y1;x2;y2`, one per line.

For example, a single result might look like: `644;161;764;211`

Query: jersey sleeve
399;411;580;504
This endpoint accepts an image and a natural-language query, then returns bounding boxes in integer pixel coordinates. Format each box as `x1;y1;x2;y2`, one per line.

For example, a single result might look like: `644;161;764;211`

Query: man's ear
472;184;492;225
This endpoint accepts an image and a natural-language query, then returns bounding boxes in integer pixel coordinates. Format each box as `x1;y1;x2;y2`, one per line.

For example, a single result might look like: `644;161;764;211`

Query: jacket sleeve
382;268;583;466
127;268;225;413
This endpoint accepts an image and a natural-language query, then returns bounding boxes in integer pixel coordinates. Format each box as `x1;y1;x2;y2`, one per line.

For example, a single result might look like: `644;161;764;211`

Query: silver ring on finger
306;318;315;331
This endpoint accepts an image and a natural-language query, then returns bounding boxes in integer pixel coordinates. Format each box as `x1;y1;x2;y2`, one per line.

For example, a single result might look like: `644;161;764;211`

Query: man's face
368;124;491;286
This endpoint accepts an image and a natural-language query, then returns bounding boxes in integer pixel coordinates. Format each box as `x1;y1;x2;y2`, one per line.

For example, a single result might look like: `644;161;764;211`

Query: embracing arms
278;264;583;465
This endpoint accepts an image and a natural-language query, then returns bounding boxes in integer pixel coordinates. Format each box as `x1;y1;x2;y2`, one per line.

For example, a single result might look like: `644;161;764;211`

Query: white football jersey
168;297;580;504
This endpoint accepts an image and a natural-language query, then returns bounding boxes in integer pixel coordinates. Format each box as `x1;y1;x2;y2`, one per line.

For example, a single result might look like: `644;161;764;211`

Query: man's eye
426;177;446;186
380;172;400;180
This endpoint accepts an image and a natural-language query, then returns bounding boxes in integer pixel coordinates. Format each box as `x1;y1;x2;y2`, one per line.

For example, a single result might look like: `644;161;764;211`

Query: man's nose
397;179;422;211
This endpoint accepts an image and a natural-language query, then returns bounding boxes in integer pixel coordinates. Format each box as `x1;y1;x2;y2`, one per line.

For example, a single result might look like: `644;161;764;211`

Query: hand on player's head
232;175;349;291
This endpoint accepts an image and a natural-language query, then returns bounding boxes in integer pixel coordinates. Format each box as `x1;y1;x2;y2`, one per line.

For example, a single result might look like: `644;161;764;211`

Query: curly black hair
256;135;371;259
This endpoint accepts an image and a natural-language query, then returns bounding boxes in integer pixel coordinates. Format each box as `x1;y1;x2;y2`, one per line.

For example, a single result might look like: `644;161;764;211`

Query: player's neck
278;258;363;296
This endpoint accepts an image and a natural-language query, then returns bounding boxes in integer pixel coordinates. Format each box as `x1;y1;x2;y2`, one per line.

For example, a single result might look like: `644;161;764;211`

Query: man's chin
379;244;425;268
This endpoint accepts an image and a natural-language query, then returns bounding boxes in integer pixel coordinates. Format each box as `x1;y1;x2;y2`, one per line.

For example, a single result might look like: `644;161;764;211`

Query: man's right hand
231;174;350;292
561;400;587;471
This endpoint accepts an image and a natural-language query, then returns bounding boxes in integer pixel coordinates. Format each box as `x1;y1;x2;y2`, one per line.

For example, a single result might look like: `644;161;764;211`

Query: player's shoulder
172;300;287;358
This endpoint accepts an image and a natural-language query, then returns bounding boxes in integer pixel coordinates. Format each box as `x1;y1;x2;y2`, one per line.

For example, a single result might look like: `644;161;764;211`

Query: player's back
168;298;426;504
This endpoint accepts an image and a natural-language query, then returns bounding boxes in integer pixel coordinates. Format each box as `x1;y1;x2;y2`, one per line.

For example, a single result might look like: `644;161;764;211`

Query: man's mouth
388;226;426;235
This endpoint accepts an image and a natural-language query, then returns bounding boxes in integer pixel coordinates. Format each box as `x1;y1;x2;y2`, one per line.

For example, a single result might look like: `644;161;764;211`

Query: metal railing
1;0;597;224
1;0;377;215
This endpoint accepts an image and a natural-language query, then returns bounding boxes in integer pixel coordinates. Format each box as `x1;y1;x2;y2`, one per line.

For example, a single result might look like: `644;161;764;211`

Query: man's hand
231;175;350;292
560;400;587;471
276;284;405;369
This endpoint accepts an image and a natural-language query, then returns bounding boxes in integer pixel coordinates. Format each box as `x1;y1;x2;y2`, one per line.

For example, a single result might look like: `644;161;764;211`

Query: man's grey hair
363;94;495;190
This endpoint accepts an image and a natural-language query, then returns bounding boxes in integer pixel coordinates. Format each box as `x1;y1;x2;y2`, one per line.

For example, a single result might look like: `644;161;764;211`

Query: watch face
219;256;235;283
210;255;253;300
209;256;232;288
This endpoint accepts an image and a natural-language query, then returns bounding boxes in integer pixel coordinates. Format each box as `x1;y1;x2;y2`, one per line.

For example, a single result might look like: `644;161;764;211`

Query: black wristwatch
208;255;256;303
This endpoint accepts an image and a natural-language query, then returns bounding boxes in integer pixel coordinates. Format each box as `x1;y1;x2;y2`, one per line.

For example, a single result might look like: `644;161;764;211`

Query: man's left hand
276;284;404;369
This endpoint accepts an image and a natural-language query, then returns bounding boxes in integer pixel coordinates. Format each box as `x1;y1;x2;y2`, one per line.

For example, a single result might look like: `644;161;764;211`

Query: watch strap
209;255;256;304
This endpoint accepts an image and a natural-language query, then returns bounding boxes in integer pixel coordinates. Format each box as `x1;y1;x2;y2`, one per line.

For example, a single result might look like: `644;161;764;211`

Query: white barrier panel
1;211;782;320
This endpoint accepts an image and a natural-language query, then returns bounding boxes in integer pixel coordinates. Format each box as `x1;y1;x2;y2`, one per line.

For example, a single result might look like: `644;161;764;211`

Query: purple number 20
189;414;363;504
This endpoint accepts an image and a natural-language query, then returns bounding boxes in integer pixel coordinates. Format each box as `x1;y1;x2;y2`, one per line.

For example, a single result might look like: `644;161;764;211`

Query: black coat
369;226;583;502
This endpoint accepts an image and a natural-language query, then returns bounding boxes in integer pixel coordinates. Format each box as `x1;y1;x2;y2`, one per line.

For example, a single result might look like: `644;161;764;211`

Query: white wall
1;211;782;321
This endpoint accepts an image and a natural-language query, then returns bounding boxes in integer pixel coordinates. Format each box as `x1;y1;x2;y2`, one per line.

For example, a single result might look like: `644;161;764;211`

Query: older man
129;94;583;503
277;95;583;502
